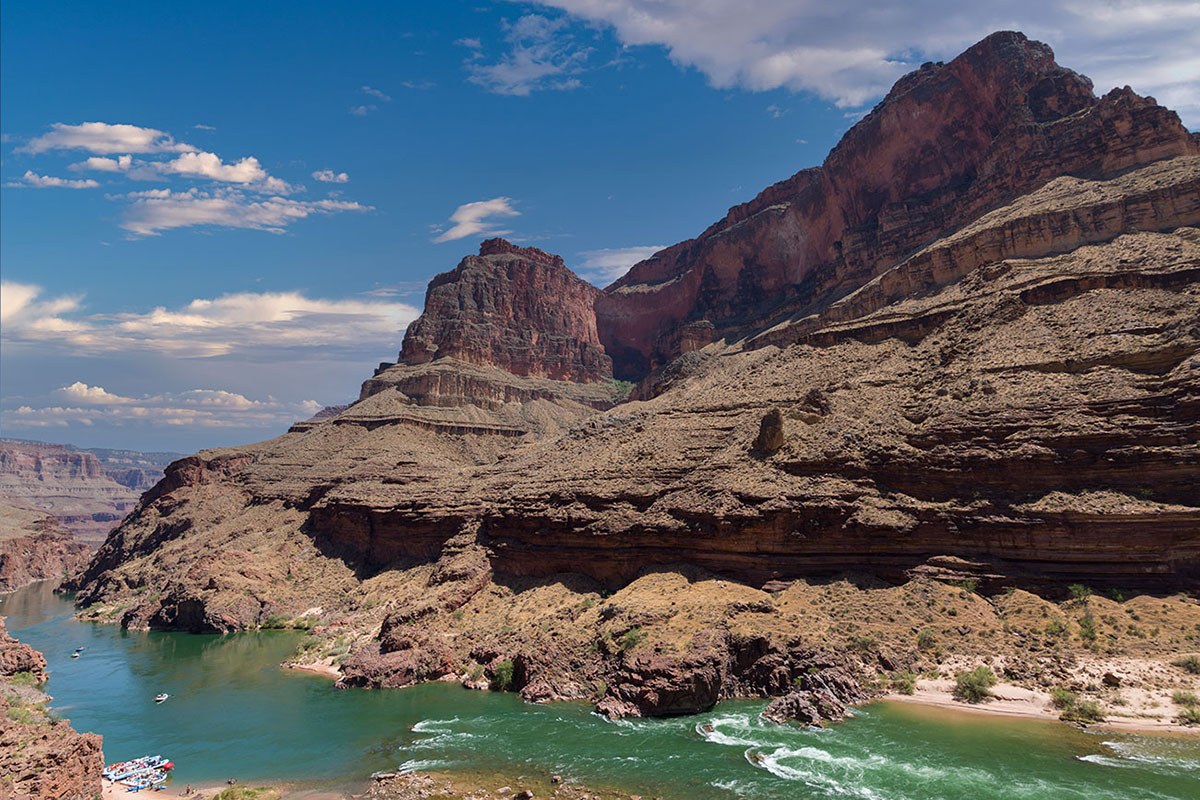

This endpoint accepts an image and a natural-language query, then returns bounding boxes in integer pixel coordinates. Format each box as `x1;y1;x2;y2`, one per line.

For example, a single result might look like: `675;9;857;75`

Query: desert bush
1179;706;1200;725
916;629;937;651
953;666;997;703
618;626;645;652
1171;689;1198;706
491;659;515;691
1049;687;1077;709
890;671;917;695
1061;699;1105;724
1171;655;1200;674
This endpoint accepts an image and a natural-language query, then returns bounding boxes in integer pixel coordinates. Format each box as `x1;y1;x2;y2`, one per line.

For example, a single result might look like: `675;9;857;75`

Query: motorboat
154;693;170;703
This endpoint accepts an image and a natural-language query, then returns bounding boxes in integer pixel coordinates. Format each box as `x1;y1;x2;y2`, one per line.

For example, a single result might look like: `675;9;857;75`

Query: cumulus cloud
116;188;370;236
54;382;135;404
71;155;133;173
432;197;520;243
158;151;293;193
467;14;591;95
576;245;667;284
9;171;100;189
536;0;1200;122
312;169;349;183
6;385;323;430
1;281;420;359
20;122;196;154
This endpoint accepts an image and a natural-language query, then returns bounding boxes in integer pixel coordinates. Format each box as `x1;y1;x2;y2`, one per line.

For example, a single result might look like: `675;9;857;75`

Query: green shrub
1049;687;1077;710
953;666;997;703
1062;699;1105;724
491;659;515;691
916;629;937;651
212;789;280;800
8;671;39;687
1078;612;1098;643
890;670;917;695
1179;706;1200;725
1068;584;1093;602
956;578;978;595
1171;689;1198;706
617;626;645;652
1045;619;1068;638
1171;655;1200;675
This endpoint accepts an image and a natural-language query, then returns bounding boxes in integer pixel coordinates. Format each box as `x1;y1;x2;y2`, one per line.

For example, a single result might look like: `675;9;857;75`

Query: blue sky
2;1;1197;451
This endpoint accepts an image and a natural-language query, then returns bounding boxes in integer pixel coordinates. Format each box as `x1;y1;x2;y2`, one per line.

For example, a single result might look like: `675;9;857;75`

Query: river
3;582;1197;799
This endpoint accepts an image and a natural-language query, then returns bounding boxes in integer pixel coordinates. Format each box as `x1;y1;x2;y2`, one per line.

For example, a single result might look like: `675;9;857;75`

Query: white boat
154;693;170;703
71;652;80;659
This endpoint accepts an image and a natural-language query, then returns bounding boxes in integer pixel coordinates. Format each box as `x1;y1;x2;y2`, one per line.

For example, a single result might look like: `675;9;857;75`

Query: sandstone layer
0;617;104;800
0;502;91;593
70;32;1200;719
0;440;178;545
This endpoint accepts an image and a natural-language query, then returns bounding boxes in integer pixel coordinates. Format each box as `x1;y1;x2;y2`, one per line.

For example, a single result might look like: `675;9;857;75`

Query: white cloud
467;14;591;96
1;281;420;360
576;245;666;284
71;155;133;173
5;386;323;431
9;170;100;189
432;197;520;243
456;37;483;49
116;188;370;236
193;123;217;131
360;85;392;101
536;1;1200;123
157;151;293;193
20;122;196;154
54;382;135;405
312;169;349;183
349;104;378;116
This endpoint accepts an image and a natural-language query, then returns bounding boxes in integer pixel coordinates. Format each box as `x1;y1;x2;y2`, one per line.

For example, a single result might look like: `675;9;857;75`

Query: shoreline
882;681;1200;735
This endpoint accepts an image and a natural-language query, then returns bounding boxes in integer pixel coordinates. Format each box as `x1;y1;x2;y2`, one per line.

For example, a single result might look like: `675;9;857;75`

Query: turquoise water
3;582;1198;798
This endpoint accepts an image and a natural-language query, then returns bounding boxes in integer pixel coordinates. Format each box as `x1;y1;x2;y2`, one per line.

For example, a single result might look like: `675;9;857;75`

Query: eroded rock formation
0;502;91;593
0;618;104;800
69;32;1200;716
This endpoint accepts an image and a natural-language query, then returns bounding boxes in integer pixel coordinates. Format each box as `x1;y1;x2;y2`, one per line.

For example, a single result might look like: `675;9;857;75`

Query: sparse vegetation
212;788;281;800
1068;584;1093;602
491;659;515;691
1171;689;1198;706
1179;706;1200;725
8;671;39;687
1062;699;1105;724
1049;687;1077;710
1078;611;1098;644
1171;655;1200;674
917;629;937;651
890;670;917;695
952;666;997;703
617;626;646;652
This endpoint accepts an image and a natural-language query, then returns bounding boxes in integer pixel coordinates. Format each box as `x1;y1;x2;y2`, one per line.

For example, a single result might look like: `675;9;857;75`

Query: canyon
68;32;1199;721
0;440;179;546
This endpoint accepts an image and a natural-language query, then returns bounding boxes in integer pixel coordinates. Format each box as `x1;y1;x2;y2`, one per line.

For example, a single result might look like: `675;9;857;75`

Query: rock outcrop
0;618;104;800
400;239;612;383
68;32;1200;716
0;502;91;593
596;31;1198;378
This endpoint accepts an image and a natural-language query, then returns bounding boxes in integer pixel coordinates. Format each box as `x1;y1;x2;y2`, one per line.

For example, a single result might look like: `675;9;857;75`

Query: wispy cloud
1;281;420;359
19;122;196;154
360;85;393;102
8;382;323;430
349;104;378;116
467;14;591;96
432;197;520;243
576;245;666;284
115;188;370;236
8;170;100;189
193;123;217;131
312;168;349;183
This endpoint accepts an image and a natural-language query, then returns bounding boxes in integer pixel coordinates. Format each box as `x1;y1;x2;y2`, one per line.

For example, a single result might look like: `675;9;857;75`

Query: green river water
3;582;1198;799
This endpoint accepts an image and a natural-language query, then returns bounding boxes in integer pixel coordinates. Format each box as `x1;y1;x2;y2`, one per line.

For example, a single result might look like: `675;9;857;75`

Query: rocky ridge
70;32;1200;721
0;617;104;800
0;501;92;593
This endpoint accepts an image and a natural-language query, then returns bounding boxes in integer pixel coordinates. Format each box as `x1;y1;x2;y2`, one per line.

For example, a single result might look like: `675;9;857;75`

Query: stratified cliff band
69;32;1199;719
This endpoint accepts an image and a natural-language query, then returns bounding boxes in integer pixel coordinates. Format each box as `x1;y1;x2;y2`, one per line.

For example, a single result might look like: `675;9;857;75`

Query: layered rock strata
0;502;91;593
69;32;1200;718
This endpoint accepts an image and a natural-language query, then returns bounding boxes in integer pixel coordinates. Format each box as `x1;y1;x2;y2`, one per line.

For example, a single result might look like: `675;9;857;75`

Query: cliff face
0;441;178;544
0;502;92;593
69;33;1200;716
400;239;612;384
0;618;104;800
596;31;1197;378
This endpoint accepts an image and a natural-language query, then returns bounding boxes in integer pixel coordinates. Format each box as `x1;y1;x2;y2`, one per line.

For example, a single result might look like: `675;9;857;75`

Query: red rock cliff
595;31;1199;378
399;239;613;383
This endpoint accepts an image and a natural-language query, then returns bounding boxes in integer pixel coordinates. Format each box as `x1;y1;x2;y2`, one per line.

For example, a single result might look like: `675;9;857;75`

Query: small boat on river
154;693;170;703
